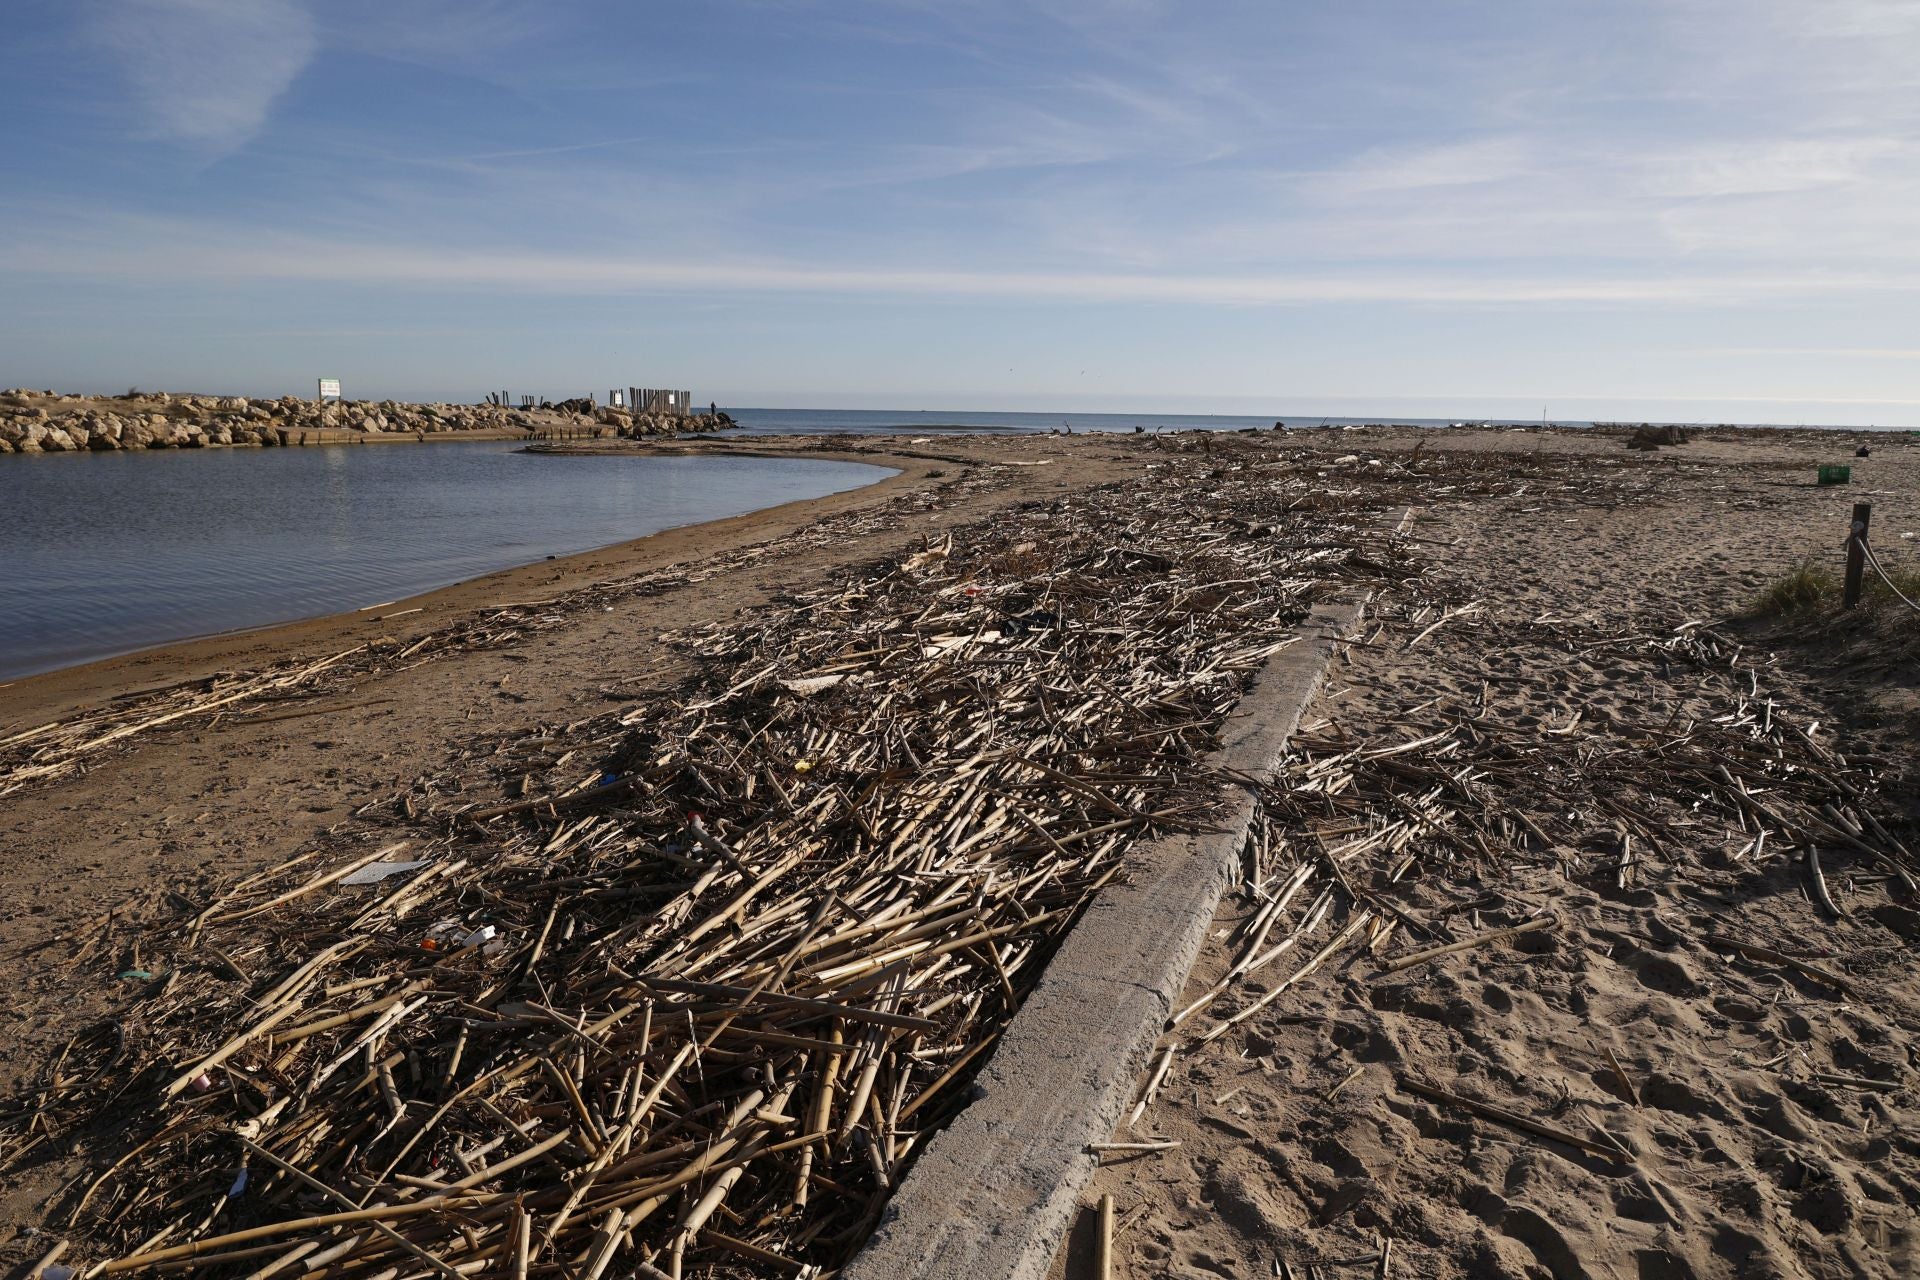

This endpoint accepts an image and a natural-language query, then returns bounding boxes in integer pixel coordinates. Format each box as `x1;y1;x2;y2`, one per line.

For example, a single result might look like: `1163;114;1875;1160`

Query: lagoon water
0;442;892;682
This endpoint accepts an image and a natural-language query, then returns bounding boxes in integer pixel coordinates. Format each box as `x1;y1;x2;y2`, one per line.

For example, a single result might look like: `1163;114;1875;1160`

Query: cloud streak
9;217;1920;307
90;0;316;151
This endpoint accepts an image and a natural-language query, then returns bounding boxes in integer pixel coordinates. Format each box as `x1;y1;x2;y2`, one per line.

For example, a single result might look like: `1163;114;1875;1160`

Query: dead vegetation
1075;477;1919;1279
4;435;1855;1279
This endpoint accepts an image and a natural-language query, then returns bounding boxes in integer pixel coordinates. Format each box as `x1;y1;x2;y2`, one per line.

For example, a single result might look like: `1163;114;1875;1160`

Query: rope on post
1853;532;1920;615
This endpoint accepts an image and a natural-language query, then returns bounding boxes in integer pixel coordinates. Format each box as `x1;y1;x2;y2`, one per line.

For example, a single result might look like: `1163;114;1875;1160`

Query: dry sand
2;425;1915;1278
1054;428;1919;1280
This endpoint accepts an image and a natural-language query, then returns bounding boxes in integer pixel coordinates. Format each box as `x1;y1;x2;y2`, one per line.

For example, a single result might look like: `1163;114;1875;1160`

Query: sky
3;0;1919;422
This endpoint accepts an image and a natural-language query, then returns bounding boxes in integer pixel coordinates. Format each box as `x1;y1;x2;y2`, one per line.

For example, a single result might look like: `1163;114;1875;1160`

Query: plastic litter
340;859;430;886
190;1072;215;1093
227;1168;248;1198
778;674;846;698
44;1266;75;1280
117;969;154;982
422;919;508;956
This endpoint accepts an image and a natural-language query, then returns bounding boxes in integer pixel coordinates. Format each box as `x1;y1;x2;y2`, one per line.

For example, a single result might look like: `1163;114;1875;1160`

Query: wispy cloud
1643;137;1908;198
1692;347;1920;359
324;0;548;69
1318;137;1538;195
89;0;317;152
8;214;1920;306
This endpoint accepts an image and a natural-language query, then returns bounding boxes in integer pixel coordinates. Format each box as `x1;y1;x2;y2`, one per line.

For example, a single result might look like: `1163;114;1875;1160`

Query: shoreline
4;422;1907;722
0;427;1913;1277
0;438;925;728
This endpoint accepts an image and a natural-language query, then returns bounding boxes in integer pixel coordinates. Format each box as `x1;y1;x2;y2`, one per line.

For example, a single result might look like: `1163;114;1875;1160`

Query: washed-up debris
338;860;432;887
1;437;1719;1278
1168;611;1908;1048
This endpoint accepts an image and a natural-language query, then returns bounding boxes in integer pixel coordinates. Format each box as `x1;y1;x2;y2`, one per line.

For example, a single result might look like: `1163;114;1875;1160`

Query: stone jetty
0;389;730;454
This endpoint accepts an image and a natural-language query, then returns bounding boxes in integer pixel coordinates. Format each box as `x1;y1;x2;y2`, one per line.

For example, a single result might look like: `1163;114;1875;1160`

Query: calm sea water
724;408;1509;435
723;407;1916;435
0;442;891;682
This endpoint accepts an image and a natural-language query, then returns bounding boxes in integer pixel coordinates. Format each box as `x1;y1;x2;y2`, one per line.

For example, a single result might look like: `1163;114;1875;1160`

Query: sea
718;408;1914;435
724;408;1529;435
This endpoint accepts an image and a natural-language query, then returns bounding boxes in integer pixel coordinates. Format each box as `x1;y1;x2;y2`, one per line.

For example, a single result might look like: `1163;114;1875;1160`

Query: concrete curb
844;596;1368;1280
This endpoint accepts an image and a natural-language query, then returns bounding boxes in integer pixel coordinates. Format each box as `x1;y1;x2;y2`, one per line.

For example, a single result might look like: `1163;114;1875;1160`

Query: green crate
1818;464;1851;485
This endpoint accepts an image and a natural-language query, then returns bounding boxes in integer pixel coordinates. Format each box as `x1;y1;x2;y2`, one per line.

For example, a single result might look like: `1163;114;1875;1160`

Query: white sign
317;378;342;401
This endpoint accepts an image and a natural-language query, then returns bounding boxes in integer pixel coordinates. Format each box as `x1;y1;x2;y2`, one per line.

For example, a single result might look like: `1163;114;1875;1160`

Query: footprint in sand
1629;952;1705;998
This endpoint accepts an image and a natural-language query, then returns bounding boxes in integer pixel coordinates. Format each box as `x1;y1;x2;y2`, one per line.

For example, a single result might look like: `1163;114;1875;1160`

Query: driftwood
0;436;1461;1278
9;435;1904;1277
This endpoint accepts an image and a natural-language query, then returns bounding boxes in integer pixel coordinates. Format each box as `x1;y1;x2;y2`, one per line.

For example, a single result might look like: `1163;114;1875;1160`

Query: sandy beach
1051;429;1920;1280
2;426;1915;1279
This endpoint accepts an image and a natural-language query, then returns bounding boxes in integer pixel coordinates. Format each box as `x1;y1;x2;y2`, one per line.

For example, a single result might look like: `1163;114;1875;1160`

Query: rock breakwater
0;389;730;454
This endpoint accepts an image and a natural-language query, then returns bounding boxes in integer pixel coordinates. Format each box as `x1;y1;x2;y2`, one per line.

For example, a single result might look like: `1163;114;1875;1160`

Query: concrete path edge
844;596;1368;1280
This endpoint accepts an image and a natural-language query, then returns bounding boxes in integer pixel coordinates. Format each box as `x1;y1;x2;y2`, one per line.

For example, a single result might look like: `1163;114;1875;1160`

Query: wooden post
1843;501;1872;609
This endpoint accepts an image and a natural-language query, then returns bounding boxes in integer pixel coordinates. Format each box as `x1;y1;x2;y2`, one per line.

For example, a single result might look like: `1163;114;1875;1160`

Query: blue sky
3;0;1919;422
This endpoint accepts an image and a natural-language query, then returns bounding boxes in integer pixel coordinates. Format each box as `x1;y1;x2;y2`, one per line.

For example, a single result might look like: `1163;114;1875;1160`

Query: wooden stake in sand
1095;1193;1115;1280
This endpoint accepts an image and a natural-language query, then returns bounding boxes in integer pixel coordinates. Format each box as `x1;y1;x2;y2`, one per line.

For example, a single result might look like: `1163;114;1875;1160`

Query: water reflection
0;443;891;681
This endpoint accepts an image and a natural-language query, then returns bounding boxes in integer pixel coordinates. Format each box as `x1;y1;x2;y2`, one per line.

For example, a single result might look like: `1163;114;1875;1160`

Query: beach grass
1753;554;1920;621
1753;559;1837;616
